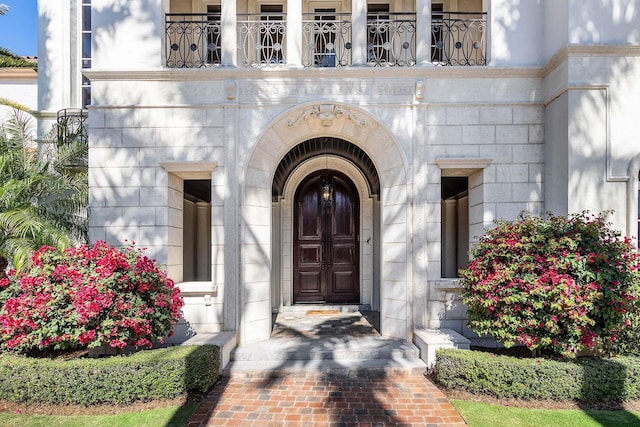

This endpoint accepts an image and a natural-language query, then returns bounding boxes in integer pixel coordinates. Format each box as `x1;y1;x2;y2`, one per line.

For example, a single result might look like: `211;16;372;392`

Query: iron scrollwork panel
431;12;487;66
302;14;352;67
367;13;416;67
166;13;221;68
237;14;286;68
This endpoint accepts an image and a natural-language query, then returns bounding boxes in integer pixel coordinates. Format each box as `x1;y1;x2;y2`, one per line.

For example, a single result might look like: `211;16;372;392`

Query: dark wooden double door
294;170;359;304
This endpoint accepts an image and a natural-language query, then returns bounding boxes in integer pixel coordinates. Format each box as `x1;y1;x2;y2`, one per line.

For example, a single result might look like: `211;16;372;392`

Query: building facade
37;0;640;346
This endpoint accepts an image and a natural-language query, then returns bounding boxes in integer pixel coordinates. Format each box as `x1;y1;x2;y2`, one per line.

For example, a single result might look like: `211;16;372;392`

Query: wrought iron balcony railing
431;12;487;66
302;13;352;67
164;11;486;68
237;13;287;68
166;13;221;68
366;12;416;67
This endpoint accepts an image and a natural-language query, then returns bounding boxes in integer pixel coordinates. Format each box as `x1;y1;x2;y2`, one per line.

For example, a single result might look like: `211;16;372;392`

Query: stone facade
37;0;640;346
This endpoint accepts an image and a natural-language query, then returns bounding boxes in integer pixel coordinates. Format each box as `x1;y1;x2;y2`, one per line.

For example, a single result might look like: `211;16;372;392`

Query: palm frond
0;97;30;112
0;207;71;243
0;237;35;273
0;109;36;151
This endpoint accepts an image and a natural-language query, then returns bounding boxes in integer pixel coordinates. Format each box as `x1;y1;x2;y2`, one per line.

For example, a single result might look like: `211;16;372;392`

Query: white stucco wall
543;0;640;61
543;49;640;233
568;0;640;45
91;0;166;69
544;92;569;214
38;0;72;113
543;0;569;61
0;75;38;111
0;69;38;143
489;0;544;66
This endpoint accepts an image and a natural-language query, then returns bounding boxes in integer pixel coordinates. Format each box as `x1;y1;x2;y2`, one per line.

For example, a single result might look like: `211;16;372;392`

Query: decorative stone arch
241;102;409;345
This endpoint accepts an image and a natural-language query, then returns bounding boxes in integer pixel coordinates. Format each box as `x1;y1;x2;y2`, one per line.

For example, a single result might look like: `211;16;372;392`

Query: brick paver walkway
188;372;467;426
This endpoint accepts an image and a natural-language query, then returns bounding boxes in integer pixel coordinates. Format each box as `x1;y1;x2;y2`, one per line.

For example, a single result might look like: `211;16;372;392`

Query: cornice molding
542;44;640;77
0;68;37;80
83;66;544;82
30;110;57;120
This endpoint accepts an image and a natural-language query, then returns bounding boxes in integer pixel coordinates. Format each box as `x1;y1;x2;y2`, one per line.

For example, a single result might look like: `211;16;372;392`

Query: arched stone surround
241;102;409;344
278;156;375;310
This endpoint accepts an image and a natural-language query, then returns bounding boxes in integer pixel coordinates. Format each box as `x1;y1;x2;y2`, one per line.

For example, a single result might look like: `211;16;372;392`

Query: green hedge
0;345;219;405
435;349;640;403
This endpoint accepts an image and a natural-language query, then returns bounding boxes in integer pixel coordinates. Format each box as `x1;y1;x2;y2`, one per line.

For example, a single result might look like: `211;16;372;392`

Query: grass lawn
0;402;199;427
452;400;640;427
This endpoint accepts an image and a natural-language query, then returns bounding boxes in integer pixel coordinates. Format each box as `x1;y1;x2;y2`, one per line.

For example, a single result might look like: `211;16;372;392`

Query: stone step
223;310;426;378
231;338;420;362
222;357;427;378
278;304;371;313
230;336;420;362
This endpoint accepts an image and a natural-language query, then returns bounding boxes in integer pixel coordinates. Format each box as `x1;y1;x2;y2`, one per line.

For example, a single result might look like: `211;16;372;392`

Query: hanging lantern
321;179;332;204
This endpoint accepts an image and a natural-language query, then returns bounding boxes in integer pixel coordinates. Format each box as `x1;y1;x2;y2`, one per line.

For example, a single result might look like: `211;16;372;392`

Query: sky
0;0;38;57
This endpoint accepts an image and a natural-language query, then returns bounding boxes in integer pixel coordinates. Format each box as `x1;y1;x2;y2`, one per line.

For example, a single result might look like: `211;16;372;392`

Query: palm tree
0;108;88;278
0;47;36;69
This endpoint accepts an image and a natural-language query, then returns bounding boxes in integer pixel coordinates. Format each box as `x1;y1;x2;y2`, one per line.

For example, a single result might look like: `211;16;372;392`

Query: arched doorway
293;170;360;304
242;102;409;344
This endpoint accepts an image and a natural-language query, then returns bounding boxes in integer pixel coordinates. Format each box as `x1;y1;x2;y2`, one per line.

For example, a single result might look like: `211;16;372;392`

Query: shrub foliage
460;212;640;357
0;241;183;353
435;348;640;403
0;345;219;405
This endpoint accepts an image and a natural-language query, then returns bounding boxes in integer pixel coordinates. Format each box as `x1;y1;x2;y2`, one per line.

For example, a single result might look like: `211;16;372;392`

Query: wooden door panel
294;175;325;303
294;170;359;304
331;271;355;292
331;244;355;265
298;271;322;293
332;181;355;238
299;244;322;266
299;192;321;239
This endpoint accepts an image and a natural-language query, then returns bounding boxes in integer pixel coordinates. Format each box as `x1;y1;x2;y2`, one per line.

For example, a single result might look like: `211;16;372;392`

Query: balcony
165;11;486;69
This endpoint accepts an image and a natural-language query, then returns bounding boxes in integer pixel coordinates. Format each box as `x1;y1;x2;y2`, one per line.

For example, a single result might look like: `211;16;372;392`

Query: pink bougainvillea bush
0;241;183;354
460;212;640;358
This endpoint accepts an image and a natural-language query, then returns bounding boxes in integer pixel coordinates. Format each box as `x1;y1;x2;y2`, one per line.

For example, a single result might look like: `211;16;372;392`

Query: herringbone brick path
187;372;467;426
